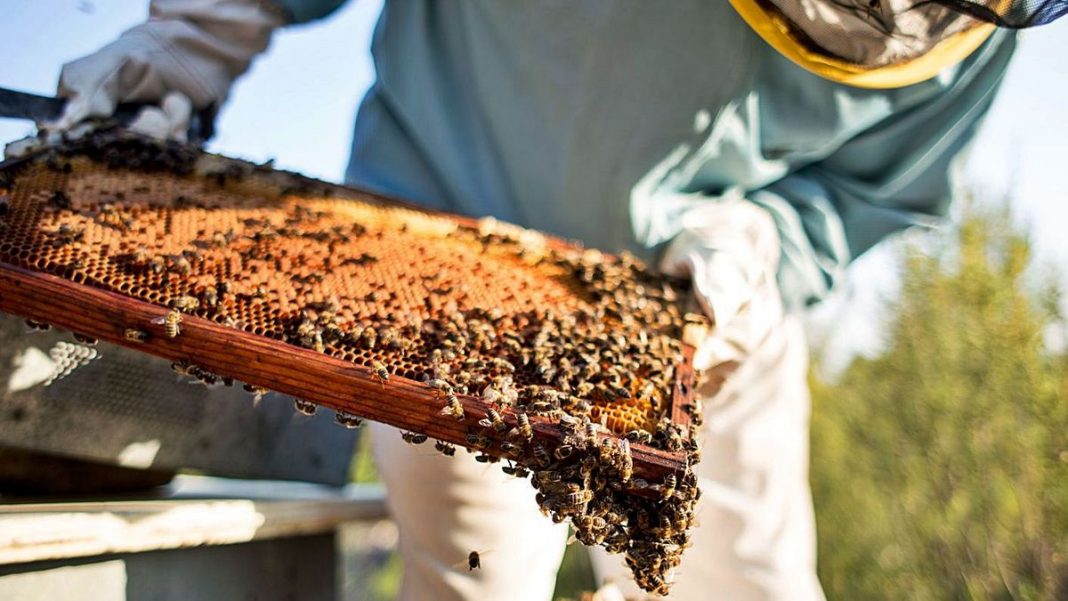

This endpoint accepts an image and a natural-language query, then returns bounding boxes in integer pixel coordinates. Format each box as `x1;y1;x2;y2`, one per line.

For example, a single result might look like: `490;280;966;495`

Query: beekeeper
46;0;1062;599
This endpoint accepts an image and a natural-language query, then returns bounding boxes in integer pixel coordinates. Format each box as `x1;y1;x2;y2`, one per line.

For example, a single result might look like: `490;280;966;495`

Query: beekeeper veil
730;0;1067;88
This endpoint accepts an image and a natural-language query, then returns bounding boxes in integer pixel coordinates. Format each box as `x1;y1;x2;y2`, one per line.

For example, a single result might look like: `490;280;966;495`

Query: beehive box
0;132;703;594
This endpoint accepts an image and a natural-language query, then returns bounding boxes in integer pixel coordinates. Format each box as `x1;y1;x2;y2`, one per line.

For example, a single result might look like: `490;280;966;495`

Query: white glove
659;192;784;375
49;0;284;141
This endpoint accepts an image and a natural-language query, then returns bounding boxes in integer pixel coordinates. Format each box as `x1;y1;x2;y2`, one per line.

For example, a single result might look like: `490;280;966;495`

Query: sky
1;1;1066;365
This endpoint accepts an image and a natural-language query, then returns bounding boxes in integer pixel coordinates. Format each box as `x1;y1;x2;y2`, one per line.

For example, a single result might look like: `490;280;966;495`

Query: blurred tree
811;203;1068;600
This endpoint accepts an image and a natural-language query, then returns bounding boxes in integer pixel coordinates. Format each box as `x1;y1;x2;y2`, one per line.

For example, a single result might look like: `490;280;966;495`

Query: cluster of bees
0;134;707;595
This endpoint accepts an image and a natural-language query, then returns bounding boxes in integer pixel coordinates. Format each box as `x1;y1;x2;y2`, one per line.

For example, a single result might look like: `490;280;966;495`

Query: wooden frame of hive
0;137;698;492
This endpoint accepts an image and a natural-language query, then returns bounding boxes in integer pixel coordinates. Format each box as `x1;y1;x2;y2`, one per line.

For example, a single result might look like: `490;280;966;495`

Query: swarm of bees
0;134;706;595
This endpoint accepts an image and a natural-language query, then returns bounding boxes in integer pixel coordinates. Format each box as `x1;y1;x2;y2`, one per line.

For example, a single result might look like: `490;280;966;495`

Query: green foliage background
810;205;1068;600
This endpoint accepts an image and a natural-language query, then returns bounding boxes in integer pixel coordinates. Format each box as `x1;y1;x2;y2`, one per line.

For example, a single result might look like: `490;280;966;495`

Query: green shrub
811;205;1068;600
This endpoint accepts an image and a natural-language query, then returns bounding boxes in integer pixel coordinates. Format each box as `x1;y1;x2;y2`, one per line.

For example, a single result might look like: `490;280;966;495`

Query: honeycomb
0;134;704;594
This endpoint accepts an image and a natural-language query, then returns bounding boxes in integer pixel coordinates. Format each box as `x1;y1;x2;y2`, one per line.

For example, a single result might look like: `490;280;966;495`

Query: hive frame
0;149;697;490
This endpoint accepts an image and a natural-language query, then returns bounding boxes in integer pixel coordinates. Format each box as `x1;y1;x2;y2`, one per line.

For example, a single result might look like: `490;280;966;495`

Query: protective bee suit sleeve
633;29;1017;316
750;37;1015;312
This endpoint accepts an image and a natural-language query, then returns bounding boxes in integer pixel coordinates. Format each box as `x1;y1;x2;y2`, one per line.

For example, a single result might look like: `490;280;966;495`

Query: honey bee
628;478;652;492
658;473;677;501
553;443;574;461
426;378;453;397
172;295;199;312
152;309;183;338
559;489;593;510
618;439;634;482
686;442;702;464
583;420;599;443
510;412;533;443
501;464;530;479
532;444;552;467
526;400;557;415
201;286;219;308
335;411;363;429
598;436;617;462
462;357;485;370
648;574;673;596
243;384;269;403
434;440;456;456
72;333;97;346
575;381;595;397
370;361;389;384
171;360;196;377
536;359;556;382
474;453;500;464
192;368;220;387
295;318;324;352
401;431;428;445
481;385;502;406
498;441;523;459
170;255;192;275
489;357;515;373
501;337;522;354
130;246;150;264
49;190;71;209
660;428;684;452
359;327;377;350
465;433;491;450
467;551;481;571
379;326;400;349
566;397;593;417
293;399;317;416
148;256;166;273
124;328;148;343
439;393;465;421
478;408;507;433
625;429;654;444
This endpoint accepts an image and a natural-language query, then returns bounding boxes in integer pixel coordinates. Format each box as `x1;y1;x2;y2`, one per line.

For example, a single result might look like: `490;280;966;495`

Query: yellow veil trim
728;0;996;89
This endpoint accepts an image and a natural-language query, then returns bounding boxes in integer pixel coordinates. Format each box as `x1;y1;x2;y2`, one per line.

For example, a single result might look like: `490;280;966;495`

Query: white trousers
371;315;824;601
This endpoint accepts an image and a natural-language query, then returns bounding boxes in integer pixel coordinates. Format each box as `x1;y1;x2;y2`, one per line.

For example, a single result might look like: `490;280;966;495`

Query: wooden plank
0;477;387;565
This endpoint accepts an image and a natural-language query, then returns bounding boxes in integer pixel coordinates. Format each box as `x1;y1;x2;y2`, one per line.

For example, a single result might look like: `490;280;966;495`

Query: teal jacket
275;0;1015;310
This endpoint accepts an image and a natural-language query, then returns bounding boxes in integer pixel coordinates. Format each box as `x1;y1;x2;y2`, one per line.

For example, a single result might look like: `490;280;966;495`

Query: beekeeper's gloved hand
49;0;284;142
659;193;783;384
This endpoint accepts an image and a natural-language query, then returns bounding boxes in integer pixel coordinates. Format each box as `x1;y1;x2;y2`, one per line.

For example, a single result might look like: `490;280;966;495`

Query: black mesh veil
926;0;1068;27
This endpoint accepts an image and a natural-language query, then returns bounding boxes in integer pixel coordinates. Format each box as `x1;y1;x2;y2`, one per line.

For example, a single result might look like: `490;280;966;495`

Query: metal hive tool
0;132;704;594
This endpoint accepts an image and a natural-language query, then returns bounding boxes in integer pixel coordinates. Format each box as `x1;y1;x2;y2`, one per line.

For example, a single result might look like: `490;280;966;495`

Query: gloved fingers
50;47;134;132
4;136;50;160
48;92;113;133
127;91;193;142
